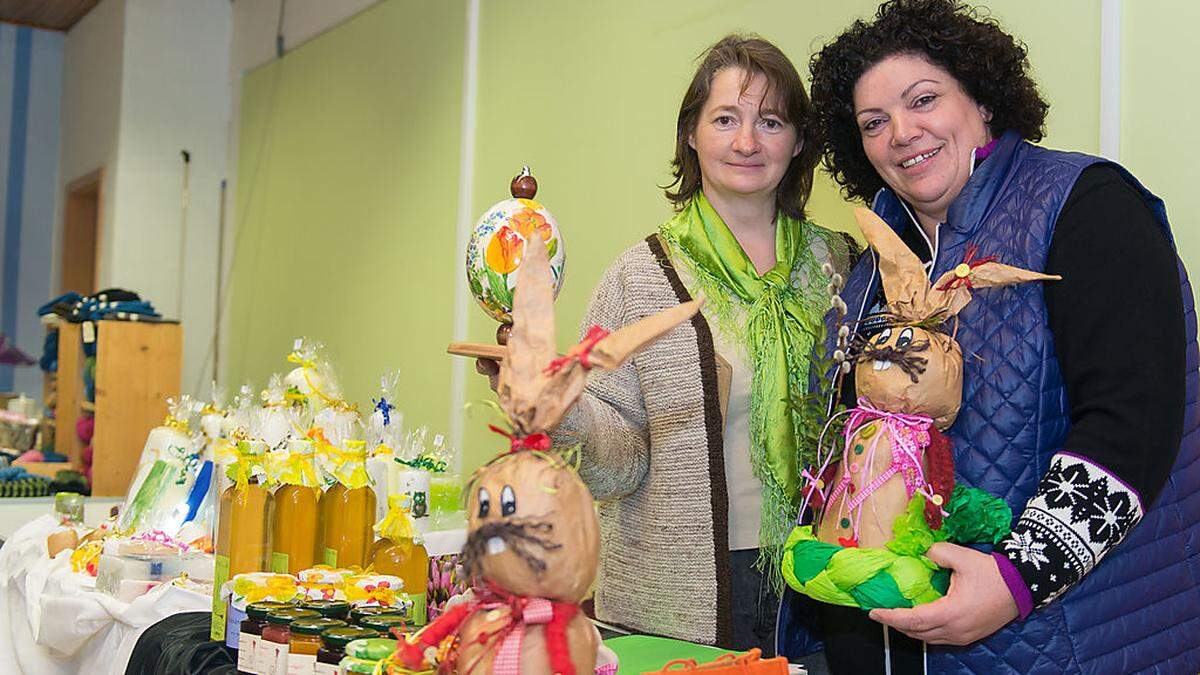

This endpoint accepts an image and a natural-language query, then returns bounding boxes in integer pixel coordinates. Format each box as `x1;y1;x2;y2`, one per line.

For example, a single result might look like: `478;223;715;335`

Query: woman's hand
869;542;1018;645
475;358;500;393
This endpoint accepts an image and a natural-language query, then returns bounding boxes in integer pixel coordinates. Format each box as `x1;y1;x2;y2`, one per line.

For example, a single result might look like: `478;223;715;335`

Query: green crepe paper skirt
782;486;1013;610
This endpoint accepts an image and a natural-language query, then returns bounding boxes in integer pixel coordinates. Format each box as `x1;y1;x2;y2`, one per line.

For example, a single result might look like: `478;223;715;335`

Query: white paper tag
286;653;316;675
272;643;290;675
313;663;339;675
82;321;96;344
237;633;259;672
258;639;286;674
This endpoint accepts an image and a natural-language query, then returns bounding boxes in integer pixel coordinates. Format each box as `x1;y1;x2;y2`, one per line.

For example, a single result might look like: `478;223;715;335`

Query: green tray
603;634;736;673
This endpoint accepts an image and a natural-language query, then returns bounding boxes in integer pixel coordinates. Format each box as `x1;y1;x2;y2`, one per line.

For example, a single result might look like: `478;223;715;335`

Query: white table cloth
0;515;209;674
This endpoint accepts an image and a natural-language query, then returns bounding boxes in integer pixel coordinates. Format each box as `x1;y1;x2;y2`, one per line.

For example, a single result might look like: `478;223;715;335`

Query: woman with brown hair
480;33;854;654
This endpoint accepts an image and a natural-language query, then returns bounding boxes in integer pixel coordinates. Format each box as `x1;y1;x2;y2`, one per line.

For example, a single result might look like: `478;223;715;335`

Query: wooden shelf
53;320;181;497
54;323;84;464
12;460;75;479
91;320;181;497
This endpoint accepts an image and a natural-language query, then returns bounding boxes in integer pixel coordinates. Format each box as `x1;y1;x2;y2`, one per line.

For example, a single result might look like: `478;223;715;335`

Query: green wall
1122;1;1200;270
232;0;1187;473
226;0;466;449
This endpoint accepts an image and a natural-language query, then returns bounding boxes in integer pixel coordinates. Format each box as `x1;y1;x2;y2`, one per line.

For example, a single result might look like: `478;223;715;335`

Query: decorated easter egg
465;167;565;324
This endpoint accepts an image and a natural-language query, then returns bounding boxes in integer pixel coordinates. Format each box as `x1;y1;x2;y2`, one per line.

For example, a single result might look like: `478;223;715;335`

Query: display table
0;515;803;674
122;618;782;674
0;515;209;674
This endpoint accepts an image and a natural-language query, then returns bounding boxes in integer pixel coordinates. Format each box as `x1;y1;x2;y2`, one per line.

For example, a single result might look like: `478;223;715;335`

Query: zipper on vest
900;199;940;278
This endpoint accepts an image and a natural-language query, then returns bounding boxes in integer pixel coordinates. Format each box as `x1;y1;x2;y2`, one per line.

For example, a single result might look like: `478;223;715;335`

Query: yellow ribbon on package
344;575;407;608
213;438;237;464
225;440;271;492
162;413;188;433
269;449;319;487
375;495;417;541
232;573;299;606
286;352;358;412
311;433;369;489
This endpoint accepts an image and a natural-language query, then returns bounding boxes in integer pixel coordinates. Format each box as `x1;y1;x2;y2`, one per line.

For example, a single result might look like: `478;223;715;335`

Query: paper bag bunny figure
782;208;1058;610
395;227;700;673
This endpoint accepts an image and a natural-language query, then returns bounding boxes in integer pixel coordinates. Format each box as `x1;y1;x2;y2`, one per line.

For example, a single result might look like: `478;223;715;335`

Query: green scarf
660;192;833;589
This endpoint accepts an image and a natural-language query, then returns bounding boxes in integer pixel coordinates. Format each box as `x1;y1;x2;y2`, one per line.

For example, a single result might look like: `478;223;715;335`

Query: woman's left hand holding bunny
869;542;1018;645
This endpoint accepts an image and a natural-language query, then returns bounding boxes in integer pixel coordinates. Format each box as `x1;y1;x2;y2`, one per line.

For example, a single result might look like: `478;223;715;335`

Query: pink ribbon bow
818;400;934;537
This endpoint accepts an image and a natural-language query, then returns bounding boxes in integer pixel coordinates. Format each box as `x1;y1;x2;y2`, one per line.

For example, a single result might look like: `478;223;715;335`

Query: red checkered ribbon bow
487;596;554;675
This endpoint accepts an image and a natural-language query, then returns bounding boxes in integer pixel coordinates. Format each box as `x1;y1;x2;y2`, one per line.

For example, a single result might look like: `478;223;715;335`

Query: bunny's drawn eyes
477;487;491;518
875;328;892;345
896;327;914;350
501;485;517;516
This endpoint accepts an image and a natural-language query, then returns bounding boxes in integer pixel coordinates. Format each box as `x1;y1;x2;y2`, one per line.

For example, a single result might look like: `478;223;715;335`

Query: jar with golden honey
217;440;274;577
287;617;346;674
318;440;375;567
270;439;320;574
370;495;429;626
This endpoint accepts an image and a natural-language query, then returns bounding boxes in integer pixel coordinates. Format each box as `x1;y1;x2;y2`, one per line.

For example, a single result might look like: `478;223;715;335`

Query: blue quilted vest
779;131;1200;673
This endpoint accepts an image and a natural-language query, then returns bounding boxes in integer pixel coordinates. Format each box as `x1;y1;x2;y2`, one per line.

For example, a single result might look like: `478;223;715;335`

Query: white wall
58;0;366;399
60;0;125;289
230;0;380;73
106;0;231;395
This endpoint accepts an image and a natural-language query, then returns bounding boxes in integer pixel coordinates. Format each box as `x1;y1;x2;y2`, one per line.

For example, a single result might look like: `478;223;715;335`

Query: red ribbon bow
544;325;611;375
935;243;997;291
489;425;552;453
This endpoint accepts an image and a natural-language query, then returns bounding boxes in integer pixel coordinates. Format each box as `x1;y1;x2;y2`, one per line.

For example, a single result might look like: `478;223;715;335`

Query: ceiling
0;0;100;32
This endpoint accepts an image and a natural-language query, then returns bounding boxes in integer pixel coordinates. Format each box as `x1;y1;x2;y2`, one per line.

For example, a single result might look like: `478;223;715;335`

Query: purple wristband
992;552;1034;620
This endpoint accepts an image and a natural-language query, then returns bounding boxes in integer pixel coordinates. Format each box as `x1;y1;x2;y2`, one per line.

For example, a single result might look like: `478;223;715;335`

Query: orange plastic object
642;649;789;674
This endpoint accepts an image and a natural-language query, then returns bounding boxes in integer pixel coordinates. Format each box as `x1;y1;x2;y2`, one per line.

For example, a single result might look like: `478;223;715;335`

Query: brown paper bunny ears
497;233;702;437
854;208;1060;324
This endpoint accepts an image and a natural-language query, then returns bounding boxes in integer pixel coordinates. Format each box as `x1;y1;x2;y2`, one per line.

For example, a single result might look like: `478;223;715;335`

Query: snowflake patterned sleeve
996;452;1145;615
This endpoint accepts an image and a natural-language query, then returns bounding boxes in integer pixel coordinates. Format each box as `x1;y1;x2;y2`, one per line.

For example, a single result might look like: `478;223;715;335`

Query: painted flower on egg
510;208;552;241
466;196;565;323
485;226;524;275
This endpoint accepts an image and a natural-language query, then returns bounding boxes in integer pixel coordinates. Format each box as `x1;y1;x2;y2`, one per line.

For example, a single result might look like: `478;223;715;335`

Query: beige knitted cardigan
553;232;855;646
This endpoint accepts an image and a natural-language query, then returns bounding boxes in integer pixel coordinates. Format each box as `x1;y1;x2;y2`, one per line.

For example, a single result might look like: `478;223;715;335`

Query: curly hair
665;34;820;220
809;0;1050;203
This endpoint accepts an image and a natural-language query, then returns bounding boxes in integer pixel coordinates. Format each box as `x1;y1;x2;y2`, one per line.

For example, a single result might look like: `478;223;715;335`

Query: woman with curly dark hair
776;1;1200;673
